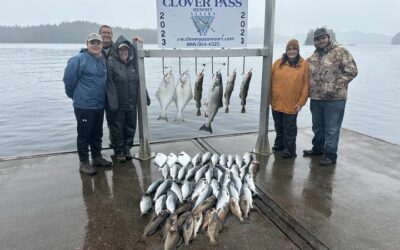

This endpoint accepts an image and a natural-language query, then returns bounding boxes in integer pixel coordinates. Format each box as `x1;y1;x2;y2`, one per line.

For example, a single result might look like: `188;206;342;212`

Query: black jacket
106;36;139;111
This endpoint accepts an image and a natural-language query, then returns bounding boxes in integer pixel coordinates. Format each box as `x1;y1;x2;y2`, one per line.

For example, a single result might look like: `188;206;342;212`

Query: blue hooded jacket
63;49;107;109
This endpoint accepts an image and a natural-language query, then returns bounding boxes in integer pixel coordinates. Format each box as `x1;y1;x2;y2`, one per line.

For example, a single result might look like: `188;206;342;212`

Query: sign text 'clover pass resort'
156;0;248;48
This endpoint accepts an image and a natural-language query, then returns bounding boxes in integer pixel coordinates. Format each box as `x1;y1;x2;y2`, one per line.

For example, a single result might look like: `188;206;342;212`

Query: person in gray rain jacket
303;27;358;166
63;33;113;176
106;35;140;162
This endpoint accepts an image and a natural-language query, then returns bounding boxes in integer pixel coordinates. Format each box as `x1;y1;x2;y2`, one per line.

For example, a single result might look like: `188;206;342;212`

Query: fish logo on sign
191;15;215;36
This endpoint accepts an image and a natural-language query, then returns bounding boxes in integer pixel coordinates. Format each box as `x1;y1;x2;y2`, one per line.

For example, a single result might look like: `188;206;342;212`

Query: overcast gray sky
1;0;399;35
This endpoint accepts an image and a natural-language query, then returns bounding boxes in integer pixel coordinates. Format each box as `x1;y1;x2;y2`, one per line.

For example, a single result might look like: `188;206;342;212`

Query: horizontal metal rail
139;48;268;58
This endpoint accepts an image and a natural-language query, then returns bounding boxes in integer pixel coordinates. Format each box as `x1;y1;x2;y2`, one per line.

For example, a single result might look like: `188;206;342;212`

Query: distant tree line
0;21;157;43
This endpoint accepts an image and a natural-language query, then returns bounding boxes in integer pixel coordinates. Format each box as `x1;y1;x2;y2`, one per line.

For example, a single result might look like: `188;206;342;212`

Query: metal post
254;0;275;156
133;41;155;160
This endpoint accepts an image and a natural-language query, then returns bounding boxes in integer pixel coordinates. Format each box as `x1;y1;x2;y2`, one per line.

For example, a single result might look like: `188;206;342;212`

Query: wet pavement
0;128;399;249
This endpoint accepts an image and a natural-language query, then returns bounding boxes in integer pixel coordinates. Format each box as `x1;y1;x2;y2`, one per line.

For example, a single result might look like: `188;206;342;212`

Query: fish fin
199;124;212;133
158;113;169;122
225;107;229;113
174;113;184;122
196;109;201;116
241;106;246;113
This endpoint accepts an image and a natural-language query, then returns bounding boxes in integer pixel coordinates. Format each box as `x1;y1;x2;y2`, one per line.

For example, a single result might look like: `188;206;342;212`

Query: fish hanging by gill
199;71;223;133
175;70;193;122
194;69;205;116
224;69;237;113
239;68;253;113
155;70;175;121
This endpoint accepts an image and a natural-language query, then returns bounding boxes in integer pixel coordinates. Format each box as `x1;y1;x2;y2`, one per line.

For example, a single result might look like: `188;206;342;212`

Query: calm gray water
0;43;399;158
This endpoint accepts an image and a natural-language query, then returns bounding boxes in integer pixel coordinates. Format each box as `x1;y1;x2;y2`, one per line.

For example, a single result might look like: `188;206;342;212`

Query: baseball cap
87;33;102;42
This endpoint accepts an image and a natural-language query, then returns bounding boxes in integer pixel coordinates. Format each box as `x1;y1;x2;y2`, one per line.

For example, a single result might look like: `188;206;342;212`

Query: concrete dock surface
0;128;399;249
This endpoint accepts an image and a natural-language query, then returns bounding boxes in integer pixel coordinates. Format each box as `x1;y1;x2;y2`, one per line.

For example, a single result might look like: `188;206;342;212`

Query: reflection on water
0;44;399;157
302;161;336;217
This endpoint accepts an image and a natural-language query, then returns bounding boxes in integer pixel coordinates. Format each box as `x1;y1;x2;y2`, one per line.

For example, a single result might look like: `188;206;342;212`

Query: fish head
164;71;174;84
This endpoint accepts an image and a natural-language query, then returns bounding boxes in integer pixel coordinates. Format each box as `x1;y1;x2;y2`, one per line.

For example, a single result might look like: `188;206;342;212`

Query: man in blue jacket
63;33;113;175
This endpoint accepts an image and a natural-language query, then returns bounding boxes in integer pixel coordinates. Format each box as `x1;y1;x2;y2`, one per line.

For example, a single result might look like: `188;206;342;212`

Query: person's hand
295;104;302;112
133;36;143;43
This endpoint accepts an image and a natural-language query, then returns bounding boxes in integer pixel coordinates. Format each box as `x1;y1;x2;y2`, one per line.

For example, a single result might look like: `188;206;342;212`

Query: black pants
106;108;137;155
74;108;104;162
272;109;298;156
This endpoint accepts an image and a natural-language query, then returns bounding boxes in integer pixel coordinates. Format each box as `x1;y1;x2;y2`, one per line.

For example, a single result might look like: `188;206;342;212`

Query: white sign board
156;0;248;48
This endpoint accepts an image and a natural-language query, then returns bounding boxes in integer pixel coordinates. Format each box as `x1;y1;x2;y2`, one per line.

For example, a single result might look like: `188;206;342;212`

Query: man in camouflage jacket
303;27;358;166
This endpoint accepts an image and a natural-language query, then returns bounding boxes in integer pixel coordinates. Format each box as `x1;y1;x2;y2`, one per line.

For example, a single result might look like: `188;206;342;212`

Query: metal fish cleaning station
1;1;400;250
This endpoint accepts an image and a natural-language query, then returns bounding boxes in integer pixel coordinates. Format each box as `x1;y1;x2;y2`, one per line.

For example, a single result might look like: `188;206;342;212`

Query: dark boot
303;149;323;156
125;150;133;160
79;160;97;176
116;154;126;163
92;156;113;167
319;156;336;166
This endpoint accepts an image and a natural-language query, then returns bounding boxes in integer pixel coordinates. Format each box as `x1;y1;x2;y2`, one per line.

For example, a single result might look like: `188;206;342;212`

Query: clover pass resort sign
156;0;248;48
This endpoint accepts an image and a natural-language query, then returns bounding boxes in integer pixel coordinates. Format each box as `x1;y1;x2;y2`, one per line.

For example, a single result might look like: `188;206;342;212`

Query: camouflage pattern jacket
307;43;358;100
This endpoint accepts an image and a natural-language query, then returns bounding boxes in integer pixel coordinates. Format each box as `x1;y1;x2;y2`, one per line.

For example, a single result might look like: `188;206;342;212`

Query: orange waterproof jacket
271;57;309;114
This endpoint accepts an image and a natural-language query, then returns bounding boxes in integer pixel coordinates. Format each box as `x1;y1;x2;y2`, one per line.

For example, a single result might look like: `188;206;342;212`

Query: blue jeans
310;100;346;161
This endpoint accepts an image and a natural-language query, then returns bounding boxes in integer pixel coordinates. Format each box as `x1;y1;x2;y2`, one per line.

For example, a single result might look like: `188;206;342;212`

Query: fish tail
157;114;169;122
196;108;201;116
199;124;213;133
241;106;246;113
174;112;184;122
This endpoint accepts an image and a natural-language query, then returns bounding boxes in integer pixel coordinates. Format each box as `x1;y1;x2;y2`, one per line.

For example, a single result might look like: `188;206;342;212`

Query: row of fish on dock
140;151;260;249
155;68;253;133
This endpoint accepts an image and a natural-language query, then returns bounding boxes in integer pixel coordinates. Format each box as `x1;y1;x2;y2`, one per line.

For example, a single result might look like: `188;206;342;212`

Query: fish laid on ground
162;213;178;240
181;180;193;201
167;153;177;167
155;70;175;121
161;165;170;179
164;227;182;250
166;192;178;213
140;195;152;215
211;153;220;166
182;214;194;246
177;165;188;182
194;165;208;183
243;152;253;166
219;154;227;166
192;212;203;239
241;183;253;209
224;69;237;113
142;210;170;237
154;179;172;201
229;198;244;222
217;202;230;224
174;202;193;215
192;195;217;215
228;182;239;202
239;68;253;113
185;164;200;181
154;153;168;168
170;164;179;180
175;70;193;122
171;182;184;203
249;160;260;177
244;173;257;195
177;151;191;167
155;194;167;215
191;152;202;166
216;187;230;211
201;152;212;165
207;211;222;245
145;178;164;195
194;69;205;116
202;208;216;230
199;71;223;133
194;184;212;209
239;195;250;219
227;155;234;168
